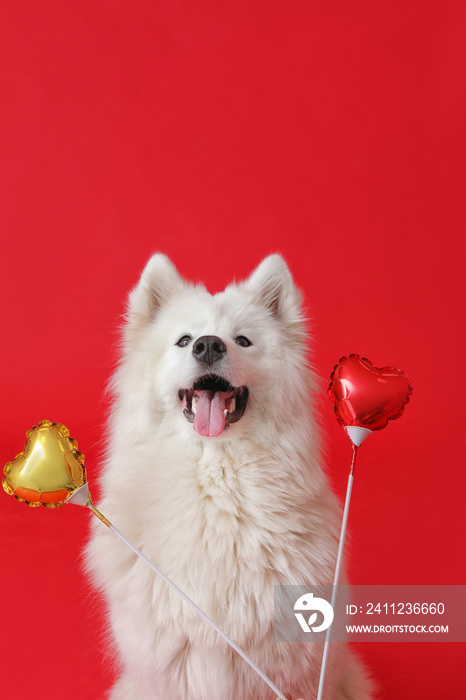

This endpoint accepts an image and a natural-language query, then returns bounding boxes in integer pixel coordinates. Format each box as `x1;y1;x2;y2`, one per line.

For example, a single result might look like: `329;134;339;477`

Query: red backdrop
1;2;465;698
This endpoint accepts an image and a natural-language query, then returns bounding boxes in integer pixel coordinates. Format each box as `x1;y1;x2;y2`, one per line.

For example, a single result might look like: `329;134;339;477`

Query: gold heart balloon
3;420;87;508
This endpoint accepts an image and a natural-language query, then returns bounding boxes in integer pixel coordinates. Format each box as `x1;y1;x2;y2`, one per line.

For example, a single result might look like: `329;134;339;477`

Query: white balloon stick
316;437;365;700
68;483;288;700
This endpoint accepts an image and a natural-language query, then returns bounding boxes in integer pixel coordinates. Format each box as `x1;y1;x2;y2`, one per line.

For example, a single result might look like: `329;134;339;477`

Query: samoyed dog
86;254;373;700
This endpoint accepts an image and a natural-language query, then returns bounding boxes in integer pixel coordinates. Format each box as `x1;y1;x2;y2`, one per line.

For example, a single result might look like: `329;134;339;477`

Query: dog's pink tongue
194;390;233;437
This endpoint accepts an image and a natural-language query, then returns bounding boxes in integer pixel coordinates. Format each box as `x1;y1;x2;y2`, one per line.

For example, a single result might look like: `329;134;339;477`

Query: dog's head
119;254;310;442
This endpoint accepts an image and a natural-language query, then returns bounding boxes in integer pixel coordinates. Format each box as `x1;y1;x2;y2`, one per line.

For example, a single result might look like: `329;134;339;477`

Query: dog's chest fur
138;438;302;593
101;435;318;646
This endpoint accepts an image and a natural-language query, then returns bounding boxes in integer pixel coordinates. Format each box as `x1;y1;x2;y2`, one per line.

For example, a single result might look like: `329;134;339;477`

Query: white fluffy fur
85;255;374;700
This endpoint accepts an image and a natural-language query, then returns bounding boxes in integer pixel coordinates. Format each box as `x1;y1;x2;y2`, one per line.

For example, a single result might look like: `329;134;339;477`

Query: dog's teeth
223;408;228;417
191;396;198;414
227;397;236;413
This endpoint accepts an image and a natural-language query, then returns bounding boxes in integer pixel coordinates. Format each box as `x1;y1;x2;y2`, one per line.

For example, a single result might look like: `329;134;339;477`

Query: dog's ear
127;254;184;334
245;255;303;323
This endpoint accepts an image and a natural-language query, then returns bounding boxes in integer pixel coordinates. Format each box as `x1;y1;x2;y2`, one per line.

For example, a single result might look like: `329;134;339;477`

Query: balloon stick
72;484;288;700
316;444;357;700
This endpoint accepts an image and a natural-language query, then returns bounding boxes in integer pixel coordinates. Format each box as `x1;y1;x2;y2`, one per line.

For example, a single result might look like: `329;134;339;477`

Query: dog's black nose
192;335;227;366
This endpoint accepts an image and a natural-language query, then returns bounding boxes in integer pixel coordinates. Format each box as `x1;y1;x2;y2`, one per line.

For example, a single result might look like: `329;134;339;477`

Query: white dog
85;254;373;700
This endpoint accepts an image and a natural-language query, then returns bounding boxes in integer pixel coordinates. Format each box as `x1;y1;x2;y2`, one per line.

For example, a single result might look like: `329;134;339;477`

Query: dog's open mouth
178;374;249;437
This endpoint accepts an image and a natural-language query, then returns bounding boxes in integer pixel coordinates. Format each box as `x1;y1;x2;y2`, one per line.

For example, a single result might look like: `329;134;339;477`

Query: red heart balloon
328;354;412;431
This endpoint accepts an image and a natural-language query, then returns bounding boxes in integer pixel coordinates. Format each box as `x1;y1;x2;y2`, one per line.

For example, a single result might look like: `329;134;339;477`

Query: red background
1;2;465;698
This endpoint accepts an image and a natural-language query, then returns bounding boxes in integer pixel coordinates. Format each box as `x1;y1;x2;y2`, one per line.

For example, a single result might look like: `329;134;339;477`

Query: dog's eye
235;335;252;348
176;335;192;347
